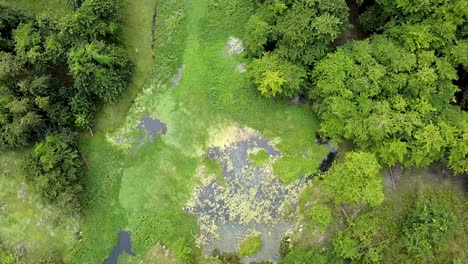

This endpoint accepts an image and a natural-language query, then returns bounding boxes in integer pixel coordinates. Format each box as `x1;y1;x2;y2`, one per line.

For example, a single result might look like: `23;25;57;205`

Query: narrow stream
102;231;135;264
316;133;338;172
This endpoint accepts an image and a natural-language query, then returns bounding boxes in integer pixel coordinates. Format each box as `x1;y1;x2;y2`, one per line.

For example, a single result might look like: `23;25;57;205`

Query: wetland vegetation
0;0;466;263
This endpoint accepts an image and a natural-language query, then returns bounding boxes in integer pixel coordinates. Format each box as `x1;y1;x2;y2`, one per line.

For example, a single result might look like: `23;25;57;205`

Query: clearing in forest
78;0;329;262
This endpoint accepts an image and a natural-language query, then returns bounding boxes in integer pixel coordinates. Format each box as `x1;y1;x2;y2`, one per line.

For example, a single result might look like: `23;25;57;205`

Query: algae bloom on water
239;236;262;256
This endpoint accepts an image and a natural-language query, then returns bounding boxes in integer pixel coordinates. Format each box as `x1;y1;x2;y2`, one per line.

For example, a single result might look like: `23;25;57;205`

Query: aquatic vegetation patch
239;236;262;256
185;127;310;262
249;149;270;167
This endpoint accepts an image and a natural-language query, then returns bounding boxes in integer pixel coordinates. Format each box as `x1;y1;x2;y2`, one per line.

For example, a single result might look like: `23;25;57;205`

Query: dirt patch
236;63;246;73
225;37;244;55
186;129;307;263
171;65;186;87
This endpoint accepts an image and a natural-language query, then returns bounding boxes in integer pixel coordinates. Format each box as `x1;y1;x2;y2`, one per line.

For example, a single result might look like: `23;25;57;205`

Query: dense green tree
447;120;468;175
22;132;83;214
311;35;468;171
58;0;121;46
322;151;383;208
273;0;348;66
333;212;388;263
0;5;29;52
244;0;349;96
68;41;132;103
248;53;306;97
0;0;133;148
360;0;467;51
243;14;270;58
245;0;348;66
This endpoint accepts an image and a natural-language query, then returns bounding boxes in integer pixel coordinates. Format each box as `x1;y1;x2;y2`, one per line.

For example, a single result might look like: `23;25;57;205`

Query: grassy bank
93;0;156;133
0;0;69;16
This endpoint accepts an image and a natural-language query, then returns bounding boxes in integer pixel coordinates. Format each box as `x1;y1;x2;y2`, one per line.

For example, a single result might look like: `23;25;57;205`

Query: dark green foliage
212;248;241;264
311;35;468;171
0;5;30;52
66;0;84;10
272;0;348;66
401;200;456;262
22;132;84;214
69;41;132;102
244;0;348;97
322;151;383;207
281;247;344;264
248;53;306;97
59;0;121;46
0;0;133;149
361;0;467;54
13;18;65;68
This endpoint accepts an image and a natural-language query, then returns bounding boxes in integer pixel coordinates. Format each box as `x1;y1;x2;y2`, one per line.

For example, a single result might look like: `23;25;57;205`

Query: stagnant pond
186;133;310;263
102;231;135;264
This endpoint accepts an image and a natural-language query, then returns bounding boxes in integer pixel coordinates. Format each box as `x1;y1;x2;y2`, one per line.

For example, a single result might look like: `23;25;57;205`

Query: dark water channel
316;133;338;172
102;231;135;264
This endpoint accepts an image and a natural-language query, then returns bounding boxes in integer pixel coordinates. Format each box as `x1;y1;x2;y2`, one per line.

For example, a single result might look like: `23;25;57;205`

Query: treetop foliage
0;0;132;150
322;151;383;207
311;35;468;171
22;131;83;214
1;0;132;215
245;0;349;97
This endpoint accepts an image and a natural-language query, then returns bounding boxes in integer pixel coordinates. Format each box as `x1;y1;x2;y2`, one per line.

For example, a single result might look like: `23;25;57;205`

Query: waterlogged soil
103;231;135;264
186;133;308;263
115;116;167;145
136;116;168;141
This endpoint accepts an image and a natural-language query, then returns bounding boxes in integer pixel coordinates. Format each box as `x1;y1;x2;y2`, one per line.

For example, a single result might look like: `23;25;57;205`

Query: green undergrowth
203;157;225;187
294;168;467;262
0;0;69;16
0;150;77;262
239;236;262;256
249;149;269;167
68;135;127;262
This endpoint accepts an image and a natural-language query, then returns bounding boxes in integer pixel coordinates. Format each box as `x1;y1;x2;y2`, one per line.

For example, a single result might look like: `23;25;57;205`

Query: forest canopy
0;0;132;214
0;0;132;150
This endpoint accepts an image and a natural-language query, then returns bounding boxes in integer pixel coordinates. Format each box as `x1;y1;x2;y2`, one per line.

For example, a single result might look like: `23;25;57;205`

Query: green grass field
0;0;69;16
